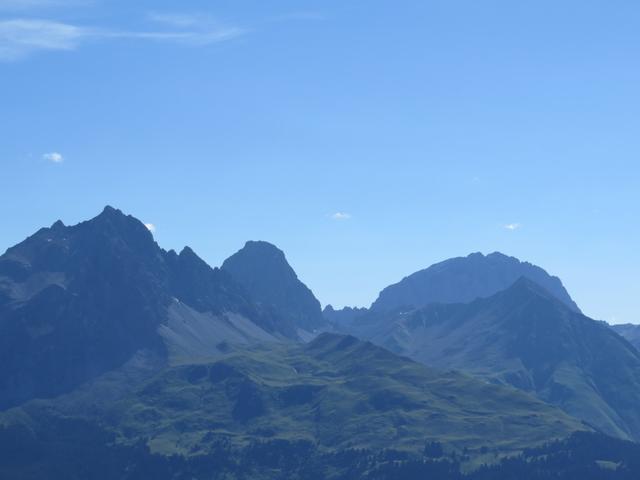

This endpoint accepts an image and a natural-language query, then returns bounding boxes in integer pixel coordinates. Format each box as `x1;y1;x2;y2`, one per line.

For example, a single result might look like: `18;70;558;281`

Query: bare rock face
222;240;327;335
371;251;580;313
0;207;272;410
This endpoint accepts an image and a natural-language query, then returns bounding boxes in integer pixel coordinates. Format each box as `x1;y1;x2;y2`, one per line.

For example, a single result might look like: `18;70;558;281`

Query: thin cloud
43;152;64;163
144;223;156;233
103;28;244;47
331;212;352;221
0;17;245;60
148;13;210;28
504;223;521;231
144;12;246;45
0;20;85;60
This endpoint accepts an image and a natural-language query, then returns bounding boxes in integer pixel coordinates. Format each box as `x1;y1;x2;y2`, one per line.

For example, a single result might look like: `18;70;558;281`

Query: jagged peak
60;206;161;256
486;251;512;259
176;246;215;272
222;238;325;332
87;206;136;227
99;205;123;216
241;240;286;257
165;249;178;259
87;206;148;231
223;240;295;276
323;304;367;313
179;246;198;257
465;251;515;262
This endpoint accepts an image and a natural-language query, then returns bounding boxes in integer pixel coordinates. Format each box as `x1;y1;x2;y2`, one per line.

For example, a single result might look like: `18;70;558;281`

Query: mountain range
345;278;640;440
1;206;638;479
0;207;299;410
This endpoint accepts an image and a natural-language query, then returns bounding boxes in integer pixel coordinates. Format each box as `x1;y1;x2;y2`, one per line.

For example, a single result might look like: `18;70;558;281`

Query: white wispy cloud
504;223;521;231
148;12;209;28
0;20;86;60
331;212;352;221
144;223;156;233
102;28;244;47
43;152;64;163
143;12;245;45
0;16;245;60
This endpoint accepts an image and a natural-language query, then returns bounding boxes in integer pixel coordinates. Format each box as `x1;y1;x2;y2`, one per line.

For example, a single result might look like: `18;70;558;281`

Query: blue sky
1;0;639;323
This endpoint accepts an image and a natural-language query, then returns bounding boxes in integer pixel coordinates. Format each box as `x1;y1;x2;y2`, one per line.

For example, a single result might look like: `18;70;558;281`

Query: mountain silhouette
360;278;640;440
371;252;580;312
222;241;326;335
0;207;282;409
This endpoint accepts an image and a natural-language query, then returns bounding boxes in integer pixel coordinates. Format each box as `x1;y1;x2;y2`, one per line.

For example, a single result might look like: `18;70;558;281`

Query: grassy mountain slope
0;334;587;468
358;279;640;440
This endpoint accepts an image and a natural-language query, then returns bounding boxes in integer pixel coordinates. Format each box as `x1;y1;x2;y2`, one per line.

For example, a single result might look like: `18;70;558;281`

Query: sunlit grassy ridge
39;333;582;458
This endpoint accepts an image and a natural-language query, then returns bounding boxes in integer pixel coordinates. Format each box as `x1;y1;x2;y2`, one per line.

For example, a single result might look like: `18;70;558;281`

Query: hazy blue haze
1;0;638;322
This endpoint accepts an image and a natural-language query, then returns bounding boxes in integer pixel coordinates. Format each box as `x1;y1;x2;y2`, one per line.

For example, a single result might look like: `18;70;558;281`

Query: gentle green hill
358;278;640;441
1;333;587;468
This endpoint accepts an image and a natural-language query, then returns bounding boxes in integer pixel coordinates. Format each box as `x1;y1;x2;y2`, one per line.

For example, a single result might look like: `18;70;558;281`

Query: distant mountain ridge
611;324;640;350
0;208;594;415
351;278;640;441
323;304;368;328
371;251;580;312
0;207;297;409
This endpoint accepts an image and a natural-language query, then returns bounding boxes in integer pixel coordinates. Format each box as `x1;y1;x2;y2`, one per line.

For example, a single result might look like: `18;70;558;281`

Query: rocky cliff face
371;251;580;312
0;207;276;409
222;241;327;334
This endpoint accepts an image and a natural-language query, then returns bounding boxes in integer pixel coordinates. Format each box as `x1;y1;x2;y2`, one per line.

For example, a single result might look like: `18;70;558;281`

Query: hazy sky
1;1;639;323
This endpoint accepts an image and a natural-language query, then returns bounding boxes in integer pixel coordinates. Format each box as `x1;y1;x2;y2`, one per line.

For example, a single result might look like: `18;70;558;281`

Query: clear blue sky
1;0;639;323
